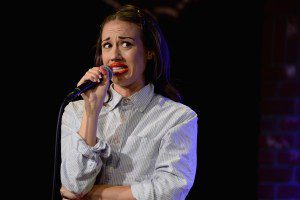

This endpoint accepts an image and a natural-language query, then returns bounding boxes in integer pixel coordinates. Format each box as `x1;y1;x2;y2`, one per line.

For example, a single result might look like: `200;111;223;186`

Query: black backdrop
6;1;263;199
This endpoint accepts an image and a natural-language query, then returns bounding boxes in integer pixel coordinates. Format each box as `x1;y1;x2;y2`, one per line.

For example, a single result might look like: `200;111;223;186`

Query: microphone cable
51;96;71;200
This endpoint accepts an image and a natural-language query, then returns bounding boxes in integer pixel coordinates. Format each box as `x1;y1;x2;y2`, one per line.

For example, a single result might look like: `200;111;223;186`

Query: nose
110;45;123;62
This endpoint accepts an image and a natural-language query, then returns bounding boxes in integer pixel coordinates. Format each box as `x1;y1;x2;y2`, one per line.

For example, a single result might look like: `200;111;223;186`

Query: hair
95;4;182;102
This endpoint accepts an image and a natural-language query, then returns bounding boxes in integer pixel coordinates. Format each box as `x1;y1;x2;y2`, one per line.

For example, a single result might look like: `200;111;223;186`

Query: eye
102;42;111;49
121;41;132;48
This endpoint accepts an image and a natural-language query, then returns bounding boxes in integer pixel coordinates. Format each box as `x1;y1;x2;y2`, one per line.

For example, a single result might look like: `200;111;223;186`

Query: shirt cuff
131;182;142;200
72;133;111;160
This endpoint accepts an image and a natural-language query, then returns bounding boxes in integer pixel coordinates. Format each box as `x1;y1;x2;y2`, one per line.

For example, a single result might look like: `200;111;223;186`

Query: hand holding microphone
65;65;113;102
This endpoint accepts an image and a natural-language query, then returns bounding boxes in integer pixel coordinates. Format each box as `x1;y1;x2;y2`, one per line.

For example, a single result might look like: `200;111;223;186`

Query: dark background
5;1;264;199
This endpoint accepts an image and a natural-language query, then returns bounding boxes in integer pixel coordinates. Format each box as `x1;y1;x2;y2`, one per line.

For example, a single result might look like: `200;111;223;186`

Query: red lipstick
109;62;129;75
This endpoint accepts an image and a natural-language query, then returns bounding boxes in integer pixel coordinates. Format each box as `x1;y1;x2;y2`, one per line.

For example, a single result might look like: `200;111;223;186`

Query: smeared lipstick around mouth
109;62;129;75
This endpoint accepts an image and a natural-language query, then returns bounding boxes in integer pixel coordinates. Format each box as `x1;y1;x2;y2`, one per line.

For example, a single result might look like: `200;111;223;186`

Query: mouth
109;62;129;75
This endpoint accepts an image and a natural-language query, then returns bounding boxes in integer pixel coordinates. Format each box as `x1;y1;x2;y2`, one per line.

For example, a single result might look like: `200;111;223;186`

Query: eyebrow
101;36;135;42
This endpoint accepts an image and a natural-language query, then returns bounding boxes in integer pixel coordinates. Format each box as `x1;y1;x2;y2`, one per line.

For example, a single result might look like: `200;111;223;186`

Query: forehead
102;20;141;39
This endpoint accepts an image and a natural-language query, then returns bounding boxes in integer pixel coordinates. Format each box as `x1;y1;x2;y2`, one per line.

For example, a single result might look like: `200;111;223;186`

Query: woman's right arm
60;102;111;196
60;66;111;196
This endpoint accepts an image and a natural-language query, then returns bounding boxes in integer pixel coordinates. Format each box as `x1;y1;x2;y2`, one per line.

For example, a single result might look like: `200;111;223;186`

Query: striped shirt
60;83;198;200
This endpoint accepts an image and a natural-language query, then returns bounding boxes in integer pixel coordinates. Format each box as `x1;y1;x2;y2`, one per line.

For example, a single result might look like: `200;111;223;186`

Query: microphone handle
75;76;103;93
64;76;103;102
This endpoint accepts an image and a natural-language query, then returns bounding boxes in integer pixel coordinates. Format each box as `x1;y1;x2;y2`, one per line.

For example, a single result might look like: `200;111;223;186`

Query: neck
113;83;146;97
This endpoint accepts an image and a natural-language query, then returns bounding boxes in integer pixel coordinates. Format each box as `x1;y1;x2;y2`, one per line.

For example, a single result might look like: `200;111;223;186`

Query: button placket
104;98;134;183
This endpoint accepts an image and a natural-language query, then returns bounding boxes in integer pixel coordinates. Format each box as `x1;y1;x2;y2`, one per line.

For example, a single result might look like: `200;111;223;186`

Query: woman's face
101;19;148;91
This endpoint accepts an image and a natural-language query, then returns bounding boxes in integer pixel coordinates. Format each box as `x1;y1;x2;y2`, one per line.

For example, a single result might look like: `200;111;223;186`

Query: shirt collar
106;83;154;112
105;84;123;112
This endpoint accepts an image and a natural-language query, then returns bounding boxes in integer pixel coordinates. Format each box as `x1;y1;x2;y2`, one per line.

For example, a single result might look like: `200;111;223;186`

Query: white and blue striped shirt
61;83;198;200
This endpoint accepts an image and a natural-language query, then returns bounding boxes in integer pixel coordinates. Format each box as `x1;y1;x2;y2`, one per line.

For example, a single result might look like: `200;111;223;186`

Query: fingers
86;67;102;83
77;67;102;87
85;66;112;82
99;65;108;75
77;65;111;88
60;186;82;200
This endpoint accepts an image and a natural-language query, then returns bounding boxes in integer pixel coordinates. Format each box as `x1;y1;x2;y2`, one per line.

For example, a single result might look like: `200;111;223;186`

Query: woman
60;4;198;200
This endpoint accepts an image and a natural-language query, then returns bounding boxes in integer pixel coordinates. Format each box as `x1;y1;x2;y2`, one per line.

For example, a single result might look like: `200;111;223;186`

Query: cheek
130;50;146;65
137;55;147;71
101;54;108;64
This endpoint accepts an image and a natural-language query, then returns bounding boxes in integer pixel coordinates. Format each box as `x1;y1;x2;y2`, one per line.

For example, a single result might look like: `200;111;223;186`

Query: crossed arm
60;184;135;200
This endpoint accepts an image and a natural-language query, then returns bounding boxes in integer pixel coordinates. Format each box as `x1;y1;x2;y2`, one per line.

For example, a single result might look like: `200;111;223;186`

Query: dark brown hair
95;4;181;102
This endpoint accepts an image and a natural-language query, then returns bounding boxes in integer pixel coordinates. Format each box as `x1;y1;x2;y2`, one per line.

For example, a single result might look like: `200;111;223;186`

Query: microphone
64;65;113;102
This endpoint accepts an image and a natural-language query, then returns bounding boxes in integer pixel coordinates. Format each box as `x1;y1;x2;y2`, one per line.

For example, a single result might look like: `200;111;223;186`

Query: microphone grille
103;65;113;79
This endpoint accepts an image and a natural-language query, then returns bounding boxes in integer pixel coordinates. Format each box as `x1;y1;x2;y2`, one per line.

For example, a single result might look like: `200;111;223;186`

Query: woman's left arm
61;185;135;200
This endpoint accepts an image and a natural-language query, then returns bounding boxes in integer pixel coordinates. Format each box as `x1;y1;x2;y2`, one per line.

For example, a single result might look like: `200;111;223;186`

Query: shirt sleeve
131;109;198;200
60;102;111;196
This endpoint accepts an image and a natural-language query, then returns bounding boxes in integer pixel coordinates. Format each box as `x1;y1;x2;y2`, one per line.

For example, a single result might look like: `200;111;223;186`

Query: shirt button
113;137;120;144
122;98;130;104
107;166;114;173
